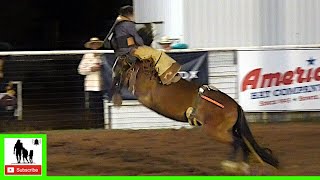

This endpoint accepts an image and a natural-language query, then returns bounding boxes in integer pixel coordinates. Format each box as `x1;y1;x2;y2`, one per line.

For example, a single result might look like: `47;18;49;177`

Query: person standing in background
0;56;4;80
0;42;12;92
78;37;105;128
0;42;16;120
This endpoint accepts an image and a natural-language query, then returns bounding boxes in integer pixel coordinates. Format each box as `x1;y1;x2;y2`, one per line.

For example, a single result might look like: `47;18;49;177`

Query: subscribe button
5;165;42;175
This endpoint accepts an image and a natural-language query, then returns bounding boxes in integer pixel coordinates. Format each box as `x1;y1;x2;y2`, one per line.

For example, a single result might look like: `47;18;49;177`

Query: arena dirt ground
34;122;320;175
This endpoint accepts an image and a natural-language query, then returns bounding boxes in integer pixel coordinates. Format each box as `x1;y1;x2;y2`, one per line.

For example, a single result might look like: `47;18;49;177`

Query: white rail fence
1;45;319;130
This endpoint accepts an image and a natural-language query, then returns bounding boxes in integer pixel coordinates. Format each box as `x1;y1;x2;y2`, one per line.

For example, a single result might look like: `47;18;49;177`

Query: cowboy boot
171;74;182;83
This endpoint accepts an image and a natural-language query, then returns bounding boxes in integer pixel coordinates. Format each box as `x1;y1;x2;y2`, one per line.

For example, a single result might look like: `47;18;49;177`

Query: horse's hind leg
221;115;251;174
230;125;250;163
228;135;241;161
201;113;239;171
201;115;234;144
219;135;250;174
241;140;250;163
226;135;251;174
202;126;246;174
203;111;250;174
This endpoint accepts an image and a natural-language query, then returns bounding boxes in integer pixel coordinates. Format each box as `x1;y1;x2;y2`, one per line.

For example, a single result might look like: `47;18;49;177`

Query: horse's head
112;56;157;88
111;55;160;106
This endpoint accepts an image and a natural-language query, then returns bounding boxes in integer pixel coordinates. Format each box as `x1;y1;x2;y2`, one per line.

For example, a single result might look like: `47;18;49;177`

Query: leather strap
127;37;135;46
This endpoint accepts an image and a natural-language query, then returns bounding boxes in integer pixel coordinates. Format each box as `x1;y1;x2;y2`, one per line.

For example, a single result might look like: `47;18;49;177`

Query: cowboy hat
158;36;172;45
84;37;103;48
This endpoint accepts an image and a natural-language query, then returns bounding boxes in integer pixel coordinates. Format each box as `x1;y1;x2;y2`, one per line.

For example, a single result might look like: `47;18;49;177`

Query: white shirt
78;53;103;91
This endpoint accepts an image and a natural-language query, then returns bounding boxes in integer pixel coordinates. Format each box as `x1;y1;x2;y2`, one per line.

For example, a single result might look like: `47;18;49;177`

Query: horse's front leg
111;75;123;106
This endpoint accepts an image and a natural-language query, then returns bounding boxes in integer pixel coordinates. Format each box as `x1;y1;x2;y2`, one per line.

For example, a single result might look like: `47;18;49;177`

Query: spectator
0;42;12;91
0;42;16;120
0;56;3;80
78;37;105;128
158;36;172;50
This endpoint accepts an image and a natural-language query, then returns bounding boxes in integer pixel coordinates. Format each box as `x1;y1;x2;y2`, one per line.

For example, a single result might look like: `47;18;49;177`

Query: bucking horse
110;55;279;175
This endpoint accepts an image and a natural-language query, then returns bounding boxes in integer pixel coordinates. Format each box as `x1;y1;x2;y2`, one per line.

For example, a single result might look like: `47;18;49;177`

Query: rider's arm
125;22;144;46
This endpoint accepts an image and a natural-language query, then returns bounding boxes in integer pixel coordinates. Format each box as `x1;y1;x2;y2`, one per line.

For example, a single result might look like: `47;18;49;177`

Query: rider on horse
105;5;181;85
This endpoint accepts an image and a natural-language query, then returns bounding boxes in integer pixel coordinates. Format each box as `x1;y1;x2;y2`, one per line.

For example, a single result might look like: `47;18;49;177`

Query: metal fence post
11;81;23;120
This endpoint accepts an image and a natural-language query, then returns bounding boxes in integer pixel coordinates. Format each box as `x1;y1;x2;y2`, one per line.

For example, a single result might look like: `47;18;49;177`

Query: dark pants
85;91;104;128
0;108;15;120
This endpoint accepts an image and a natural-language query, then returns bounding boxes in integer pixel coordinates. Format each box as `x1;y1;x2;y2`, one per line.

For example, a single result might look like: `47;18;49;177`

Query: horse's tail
235;105;279;169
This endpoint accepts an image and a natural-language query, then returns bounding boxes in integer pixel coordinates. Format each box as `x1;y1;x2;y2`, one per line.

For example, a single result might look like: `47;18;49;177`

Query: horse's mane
135;59;158;79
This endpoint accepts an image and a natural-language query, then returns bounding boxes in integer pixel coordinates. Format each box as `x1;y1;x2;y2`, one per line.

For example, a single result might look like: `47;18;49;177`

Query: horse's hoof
238;162;250;175
221;160;251;175
112;94;123;107
221;160;239;174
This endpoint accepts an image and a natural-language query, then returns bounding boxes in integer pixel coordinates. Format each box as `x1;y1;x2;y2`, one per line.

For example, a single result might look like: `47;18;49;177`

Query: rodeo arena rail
0;45;320;131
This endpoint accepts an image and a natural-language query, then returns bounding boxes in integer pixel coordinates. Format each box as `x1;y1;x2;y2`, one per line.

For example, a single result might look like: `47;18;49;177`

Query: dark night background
0;0;133;130
0;0;133;50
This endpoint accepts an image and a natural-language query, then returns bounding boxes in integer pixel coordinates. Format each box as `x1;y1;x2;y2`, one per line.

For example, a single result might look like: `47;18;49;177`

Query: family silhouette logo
0;134;47;176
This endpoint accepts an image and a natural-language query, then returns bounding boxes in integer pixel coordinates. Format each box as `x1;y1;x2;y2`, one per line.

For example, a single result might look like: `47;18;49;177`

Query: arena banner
238;50;320;111
103;51;208;100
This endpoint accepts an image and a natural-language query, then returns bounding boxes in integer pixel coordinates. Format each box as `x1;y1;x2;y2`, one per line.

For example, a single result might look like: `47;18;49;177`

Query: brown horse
111;55;279;174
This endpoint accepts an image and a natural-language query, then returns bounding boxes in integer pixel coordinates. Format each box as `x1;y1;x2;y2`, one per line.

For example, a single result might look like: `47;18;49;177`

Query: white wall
104;102;192;130
207;51;237;100
134;0;183;40
134;0;320;48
